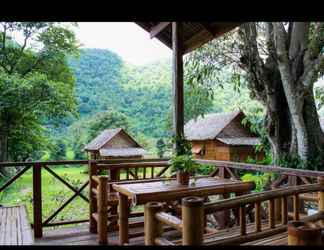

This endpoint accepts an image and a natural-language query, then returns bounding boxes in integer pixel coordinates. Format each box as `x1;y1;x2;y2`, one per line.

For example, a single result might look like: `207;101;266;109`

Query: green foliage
170;134;199;173
156;138;166;158
241;173;272;192
170;154;199;173
277;152;324;171
0;22;79;161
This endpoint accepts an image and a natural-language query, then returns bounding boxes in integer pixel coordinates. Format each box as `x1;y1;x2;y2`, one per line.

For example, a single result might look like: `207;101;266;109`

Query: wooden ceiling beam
150;22;171;39
183;23;242;54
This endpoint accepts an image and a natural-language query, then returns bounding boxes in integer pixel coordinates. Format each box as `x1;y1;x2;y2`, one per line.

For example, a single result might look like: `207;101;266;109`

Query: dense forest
43;48;263;160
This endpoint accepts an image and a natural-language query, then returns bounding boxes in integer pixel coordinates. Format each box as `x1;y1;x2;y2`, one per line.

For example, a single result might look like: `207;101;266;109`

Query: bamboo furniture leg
98;176;108;244
182;196;204;245
118;193;129;245
144;202;163;245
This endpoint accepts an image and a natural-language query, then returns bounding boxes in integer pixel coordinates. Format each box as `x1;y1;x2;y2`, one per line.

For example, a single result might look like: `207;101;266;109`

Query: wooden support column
33;163;42;238
118;193;130;245
89;160;98;233
97;176;108;244
172;22;184;152
144;202;163;245
182;197;204;245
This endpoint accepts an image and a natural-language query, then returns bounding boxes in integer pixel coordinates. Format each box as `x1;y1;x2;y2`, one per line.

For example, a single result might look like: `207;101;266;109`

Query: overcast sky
73;22;171;65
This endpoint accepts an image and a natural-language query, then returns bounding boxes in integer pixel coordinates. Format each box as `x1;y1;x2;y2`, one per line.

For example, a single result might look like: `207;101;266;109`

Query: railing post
89;160;98;233
33;163;42;238
182;197;204;245
318;176;324;225
98;176;108;244
144;202;163;245
271;185;282;223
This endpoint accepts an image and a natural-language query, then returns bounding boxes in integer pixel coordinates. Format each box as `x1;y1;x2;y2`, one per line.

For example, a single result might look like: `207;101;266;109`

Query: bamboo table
112;177;255;245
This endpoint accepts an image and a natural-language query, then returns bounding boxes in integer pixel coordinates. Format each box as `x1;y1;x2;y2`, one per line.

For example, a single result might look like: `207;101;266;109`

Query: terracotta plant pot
177;171;190;185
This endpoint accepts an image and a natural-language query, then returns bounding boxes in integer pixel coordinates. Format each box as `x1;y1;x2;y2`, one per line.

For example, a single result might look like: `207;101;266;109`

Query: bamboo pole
293;193;300;221
239;205;246;235
182;197;204;245
268;199;275;229
89;161;98;233
254;201;261;232
281;196;288;225
97;176;108;244
118;193;129;245
144;202;163;245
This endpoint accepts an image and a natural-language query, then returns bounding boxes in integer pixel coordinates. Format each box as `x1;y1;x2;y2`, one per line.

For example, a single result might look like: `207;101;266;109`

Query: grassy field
0;165;172;226
0;166;90;224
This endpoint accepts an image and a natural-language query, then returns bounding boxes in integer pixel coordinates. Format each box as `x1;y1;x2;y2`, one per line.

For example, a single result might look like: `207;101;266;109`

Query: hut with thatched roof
84;128;147;160
184;110;264;162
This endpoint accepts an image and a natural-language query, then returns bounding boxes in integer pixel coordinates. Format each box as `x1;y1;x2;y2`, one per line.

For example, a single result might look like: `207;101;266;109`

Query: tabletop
112;177;255;205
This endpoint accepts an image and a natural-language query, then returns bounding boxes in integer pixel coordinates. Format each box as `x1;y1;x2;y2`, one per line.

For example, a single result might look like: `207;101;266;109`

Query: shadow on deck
34;222;288;245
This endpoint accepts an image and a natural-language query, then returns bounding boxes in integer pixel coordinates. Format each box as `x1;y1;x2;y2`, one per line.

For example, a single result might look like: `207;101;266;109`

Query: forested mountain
47;48;263;160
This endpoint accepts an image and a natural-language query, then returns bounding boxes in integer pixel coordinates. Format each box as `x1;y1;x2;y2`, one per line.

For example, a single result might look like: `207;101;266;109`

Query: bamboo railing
145;177;324;245
1;157;324;241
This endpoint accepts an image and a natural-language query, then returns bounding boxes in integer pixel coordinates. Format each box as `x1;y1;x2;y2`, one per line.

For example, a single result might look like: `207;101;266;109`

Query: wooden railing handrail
196;159;324;178
0;158;171;168
204;183;324;214
96;161;169;169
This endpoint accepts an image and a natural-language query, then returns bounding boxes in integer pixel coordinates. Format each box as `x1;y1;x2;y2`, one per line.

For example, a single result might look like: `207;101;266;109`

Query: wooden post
268;199;275;228
172;22;184;152
293;193;300;221
182;197;204;245
144;202;163;245
254;201;261;232
288;221;321;245
33;163;42;238
118;193;129;245
89;160;98;233
97;176;108;244
239;205;246;235
272;186;282;222
318;176;324;225
281;196;288;225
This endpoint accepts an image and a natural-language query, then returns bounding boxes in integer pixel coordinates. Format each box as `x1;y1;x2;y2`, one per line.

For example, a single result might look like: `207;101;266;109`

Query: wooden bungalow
184;110;264;162
84;128;147;160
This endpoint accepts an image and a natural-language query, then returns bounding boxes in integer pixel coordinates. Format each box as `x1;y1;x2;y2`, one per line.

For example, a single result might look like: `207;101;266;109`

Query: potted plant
170;135;199;185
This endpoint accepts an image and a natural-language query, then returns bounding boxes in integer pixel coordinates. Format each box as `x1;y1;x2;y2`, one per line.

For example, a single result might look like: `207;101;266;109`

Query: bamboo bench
144;177;324;245
0;205;33;245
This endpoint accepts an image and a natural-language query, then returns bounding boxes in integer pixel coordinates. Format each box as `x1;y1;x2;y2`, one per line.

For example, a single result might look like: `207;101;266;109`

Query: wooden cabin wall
191;140;231;161
191;140;264;162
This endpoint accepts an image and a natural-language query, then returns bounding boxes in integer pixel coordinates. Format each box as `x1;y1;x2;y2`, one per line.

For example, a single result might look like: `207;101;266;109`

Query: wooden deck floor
34;222;288;245
34;223;147;245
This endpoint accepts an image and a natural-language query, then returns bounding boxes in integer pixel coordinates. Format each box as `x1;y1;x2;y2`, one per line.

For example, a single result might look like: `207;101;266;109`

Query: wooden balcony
1;158;324;246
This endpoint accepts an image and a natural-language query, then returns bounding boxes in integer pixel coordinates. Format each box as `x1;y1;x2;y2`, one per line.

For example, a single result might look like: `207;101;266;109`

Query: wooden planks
113;177;252;205
0;205;33;245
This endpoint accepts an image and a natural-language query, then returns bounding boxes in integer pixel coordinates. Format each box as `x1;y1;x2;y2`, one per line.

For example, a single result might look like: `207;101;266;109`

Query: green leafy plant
170;134;199;173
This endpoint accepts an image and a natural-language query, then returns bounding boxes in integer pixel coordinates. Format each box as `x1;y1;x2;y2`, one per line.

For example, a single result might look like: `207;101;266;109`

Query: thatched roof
84;128;141;152
217;137;260;146
100;148;147;157
184;110;260;146
185;110;242;140
84;128;122;151
135;22;242;54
